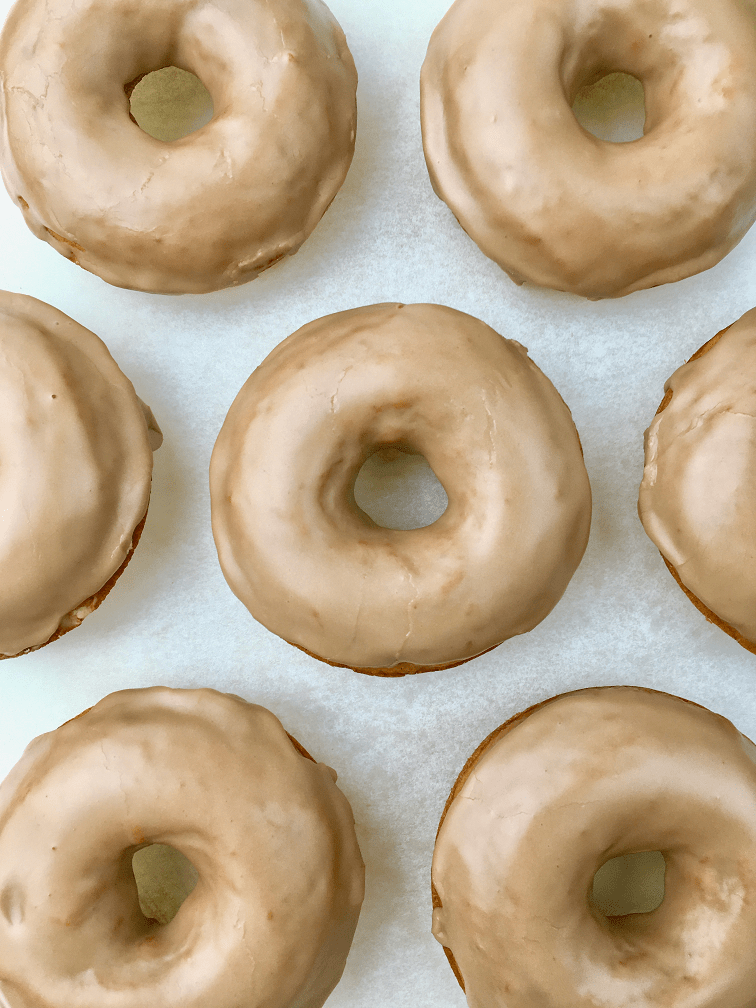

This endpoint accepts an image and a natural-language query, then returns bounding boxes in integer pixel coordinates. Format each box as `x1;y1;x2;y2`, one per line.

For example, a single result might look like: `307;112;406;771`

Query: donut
0;0;357;294
210;302;591;675
0;291;161;659
0;686;365;1008
431;686;756;1007
420;0;756;299
639;309;756;654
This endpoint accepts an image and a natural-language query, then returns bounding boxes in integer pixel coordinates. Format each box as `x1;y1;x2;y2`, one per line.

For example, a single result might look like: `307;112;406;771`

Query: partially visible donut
0;686;364;1008
639;309;756;653
421;0;756;298
0;292;161;659
0;0;357;293
210;303;591;675
432;686;756;1007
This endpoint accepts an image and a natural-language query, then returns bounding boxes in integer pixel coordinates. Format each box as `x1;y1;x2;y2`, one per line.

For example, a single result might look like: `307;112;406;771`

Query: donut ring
0;292;161;659
431;686;756;1007
0;0;357;293
210;303;591;675
421;0;756;299
0;687;365;1008
639;309;756;653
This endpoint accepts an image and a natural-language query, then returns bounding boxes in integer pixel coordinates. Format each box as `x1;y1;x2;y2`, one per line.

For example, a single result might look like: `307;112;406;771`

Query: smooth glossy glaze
0;686;365;1008
0;292;160;658
210;303;591;674
432;686;756;1007
421;0;756;298
0;0;357;293
639;308;756;648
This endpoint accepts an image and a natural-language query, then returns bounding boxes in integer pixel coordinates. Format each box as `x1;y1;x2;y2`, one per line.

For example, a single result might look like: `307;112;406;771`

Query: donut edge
0;508;149;660
650;324;756;656
285;638;502;677
429;685;732;992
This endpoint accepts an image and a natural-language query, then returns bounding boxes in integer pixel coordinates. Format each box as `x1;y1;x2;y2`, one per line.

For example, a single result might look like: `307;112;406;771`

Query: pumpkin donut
0;291;161;659
210;303;591;675
0;687;364;1008
432;686;756;1007
639;308;756;653
421;0;756;298
0;0;357;293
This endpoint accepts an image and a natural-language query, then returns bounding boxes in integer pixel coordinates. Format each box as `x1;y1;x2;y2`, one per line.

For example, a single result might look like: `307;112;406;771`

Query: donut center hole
572;72;645;142
127;67;213;142
132;844;199;925
591;850;665;917
354;446;448;530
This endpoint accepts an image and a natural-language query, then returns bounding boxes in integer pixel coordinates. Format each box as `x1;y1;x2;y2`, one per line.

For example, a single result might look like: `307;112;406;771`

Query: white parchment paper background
1;1;755;1005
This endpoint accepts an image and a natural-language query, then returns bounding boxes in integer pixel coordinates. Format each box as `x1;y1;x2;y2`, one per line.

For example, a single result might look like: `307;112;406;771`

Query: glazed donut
421;0;756;299
639;309;756;653
0;0;357;294
0;687;364;1008
210;302;591;675
0;291;161;659
431;686;756;1007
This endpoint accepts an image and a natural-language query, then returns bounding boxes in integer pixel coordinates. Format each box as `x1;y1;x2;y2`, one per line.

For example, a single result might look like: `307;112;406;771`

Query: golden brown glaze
210;303;591;673
0;0;357;294
432;686;756;1008
639;309;756;648
0;292;160;658
2;513;148;662
0;687;365;1008
421;0;756;299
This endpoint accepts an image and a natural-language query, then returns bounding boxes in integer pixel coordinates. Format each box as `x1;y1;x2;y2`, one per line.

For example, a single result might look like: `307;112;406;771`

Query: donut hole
131;843;199;925
590;850;666;917
353;446;448;530
572;72;646;143
127;67;214;142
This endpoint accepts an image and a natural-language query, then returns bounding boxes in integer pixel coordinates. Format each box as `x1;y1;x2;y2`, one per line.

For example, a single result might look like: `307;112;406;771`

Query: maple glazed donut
0;687;365;1008
431;686;756;1008
0;291;161;659
421;0;756;299
639;309;756;654
0;0;357;294
210;302;591;675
